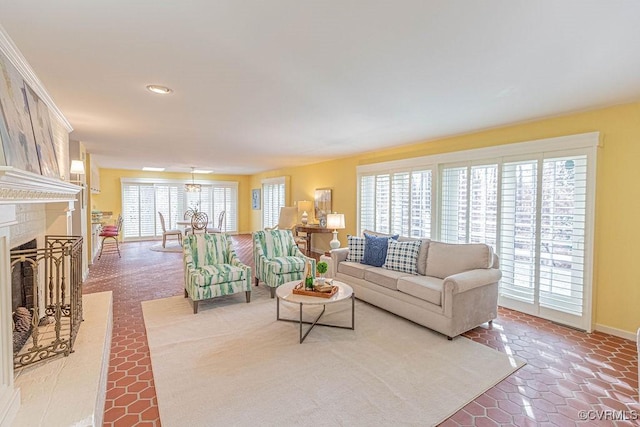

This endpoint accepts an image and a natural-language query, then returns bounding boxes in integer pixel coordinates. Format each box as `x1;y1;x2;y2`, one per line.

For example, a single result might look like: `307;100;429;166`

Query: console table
295;224;332;256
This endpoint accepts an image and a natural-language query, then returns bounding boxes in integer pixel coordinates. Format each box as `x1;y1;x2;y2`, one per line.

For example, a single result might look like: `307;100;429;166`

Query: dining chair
207;210;226;233
190;211;209;234
183;209;195;235
158;212;183;247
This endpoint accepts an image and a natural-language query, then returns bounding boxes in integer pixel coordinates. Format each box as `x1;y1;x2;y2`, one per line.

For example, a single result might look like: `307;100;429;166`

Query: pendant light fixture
185;167;201;193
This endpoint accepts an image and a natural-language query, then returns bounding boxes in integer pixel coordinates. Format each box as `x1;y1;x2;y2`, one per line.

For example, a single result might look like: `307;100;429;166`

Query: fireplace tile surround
0;167;88;426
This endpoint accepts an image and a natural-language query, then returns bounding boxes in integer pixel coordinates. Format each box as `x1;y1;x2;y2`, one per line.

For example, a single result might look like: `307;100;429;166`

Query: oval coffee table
276;280;355;343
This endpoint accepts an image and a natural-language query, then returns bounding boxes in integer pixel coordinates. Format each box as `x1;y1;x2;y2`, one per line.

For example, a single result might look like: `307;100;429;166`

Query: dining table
176;220;192;235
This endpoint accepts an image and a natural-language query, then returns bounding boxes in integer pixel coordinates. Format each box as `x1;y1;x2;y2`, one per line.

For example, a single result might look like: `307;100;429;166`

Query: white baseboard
594;323;637;341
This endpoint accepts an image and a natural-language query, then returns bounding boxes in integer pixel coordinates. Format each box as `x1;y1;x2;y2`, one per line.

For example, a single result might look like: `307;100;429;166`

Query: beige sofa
330;234;501;339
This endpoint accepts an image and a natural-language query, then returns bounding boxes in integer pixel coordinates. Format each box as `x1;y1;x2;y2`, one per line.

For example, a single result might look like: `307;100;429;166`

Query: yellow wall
249;101;640;335
91;169;252;232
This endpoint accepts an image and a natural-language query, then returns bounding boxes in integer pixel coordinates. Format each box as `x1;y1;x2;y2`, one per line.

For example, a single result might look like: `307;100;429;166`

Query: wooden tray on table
292;282;338;298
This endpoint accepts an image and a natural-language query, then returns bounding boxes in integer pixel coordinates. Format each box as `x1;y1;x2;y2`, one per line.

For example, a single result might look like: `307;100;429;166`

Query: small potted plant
316;261;328;283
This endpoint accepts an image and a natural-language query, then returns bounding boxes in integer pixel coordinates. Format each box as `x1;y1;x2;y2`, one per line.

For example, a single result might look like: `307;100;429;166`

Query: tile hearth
84;236;639;426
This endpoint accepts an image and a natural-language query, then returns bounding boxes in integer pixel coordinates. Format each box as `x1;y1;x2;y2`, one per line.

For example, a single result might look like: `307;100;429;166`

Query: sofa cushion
397;276;443;306
397;237;431;275
362;233;398;267
364;267;411;291
337;261;370;279
267;256;306;274
425;242;494;279
346;235;365;263
416;240;430;275
383;240;421;274
192;264;246;287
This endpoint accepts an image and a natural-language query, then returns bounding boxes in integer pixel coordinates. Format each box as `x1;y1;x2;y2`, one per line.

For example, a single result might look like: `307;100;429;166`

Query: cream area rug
149;242;182;253
142;286;524;427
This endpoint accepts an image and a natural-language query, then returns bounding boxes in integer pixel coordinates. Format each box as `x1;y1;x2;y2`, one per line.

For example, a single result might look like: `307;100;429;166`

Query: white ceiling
1;1;639;174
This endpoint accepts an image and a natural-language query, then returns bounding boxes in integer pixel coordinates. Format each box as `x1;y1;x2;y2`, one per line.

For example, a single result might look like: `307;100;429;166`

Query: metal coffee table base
276;294;355;343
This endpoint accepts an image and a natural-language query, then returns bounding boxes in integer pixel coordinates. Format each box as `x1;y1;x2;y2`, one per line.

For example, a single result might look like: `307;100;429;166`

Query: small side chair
183;233;251;313
253;229;315;298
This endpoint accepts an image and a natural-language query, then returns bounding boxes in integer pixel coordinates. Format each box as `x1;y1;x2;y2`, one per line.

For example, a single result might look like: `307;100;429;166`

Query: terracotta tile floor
84;235;639;426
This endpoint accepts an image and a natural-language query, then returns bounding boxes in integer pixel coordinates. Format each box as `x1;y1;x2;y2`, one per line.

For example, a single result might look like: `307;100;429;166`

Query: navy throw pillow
361;233;399;267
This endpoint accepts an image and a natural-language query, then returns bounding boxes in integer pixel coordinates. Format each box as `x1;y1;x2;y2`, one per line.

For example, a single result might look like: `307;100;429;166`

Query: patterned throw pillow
383;239;421;274
361;233;399;267
346;235;365;262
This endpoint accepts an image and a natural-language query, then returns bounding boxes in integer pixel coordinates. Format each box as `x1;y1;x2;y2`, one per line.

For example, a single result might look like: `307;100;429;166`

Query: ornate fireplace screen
10;235;83;369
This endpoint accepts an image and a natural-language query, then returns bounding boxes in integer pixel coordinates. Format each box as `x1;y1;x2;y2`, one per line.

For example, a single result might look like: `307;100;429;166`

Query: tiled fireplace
0;166;80;426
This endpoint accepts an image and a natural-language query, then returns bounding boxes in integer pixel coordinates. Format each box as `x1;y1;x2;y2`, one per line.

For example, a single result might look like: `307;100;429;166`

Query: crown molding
0;25;73;133
0;167;80;204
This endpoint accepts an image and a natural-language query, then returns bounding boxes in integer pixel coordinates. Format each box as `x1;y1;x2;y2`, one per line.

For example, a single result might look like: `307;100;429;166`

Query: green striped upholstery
253;230;315;295
183;233;251;312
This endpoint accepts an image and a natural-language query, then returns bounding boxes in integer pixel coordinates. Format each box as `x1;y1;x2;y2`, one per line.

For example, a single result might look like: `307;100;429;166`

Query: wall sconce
326;212;345;250
70;160;85;184
70;159;86;209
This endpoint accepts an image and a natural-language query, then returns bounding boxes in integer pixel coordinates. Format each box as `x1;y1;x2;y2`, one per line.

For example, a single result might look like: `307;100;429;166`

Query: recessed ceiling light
146;85;173;95
193;169;213;174
142;167;165;171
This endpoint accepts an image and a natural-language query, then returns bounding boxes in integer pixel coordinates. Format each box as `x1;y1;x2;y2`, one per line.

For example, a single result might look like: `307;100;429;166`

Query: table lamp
297;200;313;225
326;213;345;250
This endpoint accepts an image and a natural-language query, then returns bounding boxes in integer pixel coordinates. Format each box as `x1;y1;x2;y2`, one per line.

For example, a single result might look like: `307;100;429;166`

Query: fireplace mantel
0;166;82;425
0;166;80;204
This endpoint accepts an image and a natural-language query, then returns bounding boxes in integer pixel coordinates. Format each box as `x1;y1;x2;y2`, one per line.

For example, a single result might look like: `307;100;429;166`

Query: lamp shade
297;200;313;213
70;160;85;175
326;213;345;230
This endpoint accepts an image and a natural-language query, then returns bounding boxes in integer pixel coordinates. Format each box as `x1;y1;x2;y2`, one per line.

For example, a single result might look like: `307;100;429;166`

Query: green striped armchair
253;230;316;298
183;233;251;313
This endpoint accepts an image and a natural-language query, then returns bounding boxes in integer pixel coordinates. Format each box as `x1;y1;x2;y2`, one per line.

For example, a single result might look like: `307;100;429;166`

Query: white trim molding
595;324;638;342
357;132;601;174
0;167;80;204
0;24;72;133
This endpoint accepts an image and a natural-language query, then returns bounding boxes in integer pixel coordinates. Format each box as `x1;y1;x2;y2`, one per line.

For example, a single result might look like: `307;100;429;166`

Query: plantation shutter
155;186;170;235
122;184;140;238
410;170;432;238
262;178;285;228
539;155;587;316
211;186;237;232
139;185;156;237
440;166;468;243
469;164;498;248
391;172;410;236
359;169;433;237
375;174;390;234
359;175;375;232
499;160;538;303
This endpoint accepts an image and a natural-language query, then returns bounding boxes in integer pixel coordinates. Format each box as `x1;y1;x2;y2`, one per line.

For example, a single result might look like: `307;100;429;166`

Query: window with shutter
121;178;239;239
262;177;285;228
499;160;538;304
357;132;597;331
358;168;433;237
539;155;587;316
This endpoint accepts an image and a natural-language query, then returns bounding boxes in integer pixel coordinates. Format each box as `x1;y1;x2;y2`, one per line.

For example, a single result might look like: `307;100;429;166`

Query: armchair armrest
330;248;349;277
